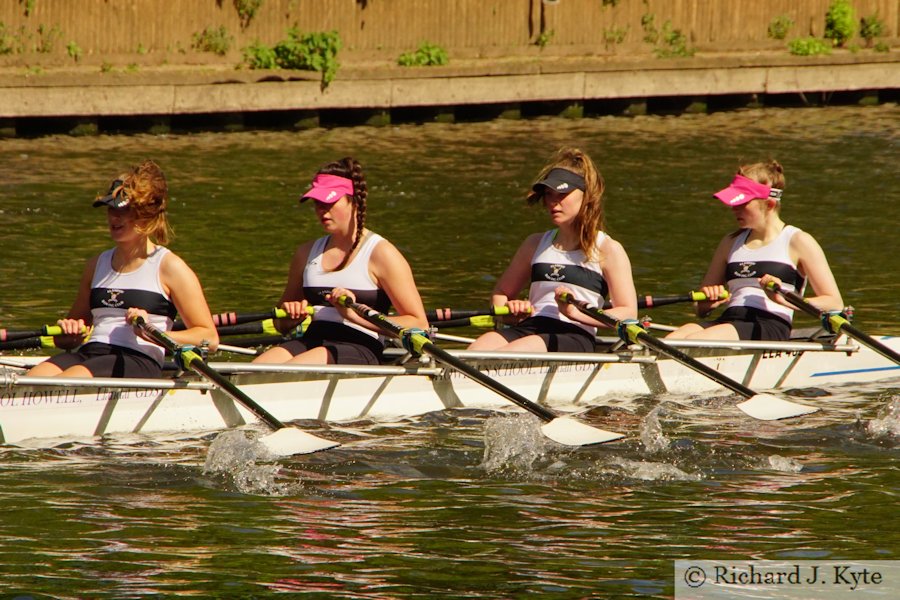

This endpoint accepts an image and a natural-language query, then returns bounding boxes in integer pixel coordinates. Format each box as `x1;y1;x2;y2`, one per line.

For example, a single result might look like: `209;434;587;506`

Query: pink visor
301;174;354;204
713;174;782;206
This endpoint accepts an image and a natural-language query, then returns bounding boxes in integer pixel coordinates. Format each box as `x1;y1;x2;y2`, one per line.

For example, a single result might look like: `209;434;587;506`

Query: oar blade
258;427;340;457
540;417;624;446
736;394;818;421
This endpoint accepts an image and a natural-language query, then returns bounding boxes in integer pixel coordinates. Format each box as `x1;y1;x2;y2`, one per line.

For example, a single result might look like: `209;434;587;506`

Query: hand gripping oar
559;293;818;420
338;297;623;446
1;323;89;342
767;282;900;366
133;317;339;456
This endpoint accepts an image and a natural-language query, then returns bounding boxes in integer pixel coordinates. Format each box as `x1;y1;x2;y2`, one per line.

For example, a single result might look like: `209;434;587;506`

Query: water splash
639;406;670;454
480;414;550;475
603;457;701;481
865;395;900;439
203;429;297;496
767;454;804;472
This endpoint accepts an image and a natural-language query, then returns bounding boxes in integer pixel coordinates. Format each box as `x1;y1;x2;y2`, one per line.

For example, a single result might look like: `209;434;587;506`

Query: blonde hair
107;160;173;244
528;147;606;261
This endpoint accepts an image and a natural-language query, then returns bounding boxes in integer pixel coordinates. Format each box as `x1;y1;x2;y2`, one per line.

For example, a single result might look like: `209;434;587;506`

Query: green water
0;105;898;598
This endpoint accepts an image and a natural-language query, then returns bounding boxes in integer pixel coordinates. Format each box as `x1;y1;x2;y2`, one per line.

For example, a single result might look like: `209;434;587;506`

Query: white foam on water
480;414;549;475
767;454;804;472
604;457;701;481
203;429;297;496
865;395;900;438
639;406;670;454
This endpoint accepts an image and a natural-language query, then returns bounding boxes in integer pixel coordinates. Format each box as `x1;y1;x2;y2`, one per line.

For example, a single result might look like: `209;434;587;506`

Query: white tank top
89;247;176;365
302;232;390;340
529;230;609;335
726;225;806;324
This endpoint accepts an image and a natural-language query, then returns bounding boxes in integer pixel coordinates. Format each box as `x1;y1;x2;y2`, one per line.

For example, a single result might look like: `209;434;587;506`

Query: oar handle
173;307;300;331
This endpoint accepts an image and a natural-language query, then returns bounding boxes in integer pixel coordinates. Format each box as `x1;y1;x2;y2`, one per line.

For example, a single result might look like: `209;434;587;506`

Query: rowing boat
2;333;898;447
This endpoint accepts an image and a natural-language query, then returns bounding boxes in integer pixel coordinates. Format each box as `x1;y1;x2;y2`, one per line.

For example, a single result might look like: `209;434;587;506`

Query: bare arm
694;234;735;317
361;240;427;331
159;252;219;351
762;231;842;312
52;255;98;349
556;236;637;327
270;242;314;329
491;233;543;319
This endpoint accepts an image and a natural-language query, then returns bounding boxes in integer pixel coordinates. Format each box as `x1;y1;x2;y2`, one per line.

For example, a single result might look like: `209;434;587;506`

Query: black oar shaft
563;294;756;399
773;284;900;365
344;300;557;422
136;318;286;431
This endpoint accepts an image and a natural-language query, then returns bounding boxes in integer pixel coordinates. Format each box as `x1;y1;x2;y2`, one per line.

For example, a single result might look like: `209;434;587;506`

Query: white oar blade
736;394;818;421
540;417;624;446
258;428;340;457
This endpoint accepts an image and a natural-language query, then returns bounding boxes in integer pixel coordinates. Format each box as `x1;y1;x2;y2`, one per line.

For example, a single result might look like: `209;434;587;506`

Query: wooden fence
0;0;896;63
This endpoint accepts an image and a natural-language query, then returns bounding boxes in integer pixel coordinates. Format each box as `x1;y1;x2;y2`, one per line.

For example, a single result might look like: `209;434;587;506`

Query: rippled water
1;105;898;597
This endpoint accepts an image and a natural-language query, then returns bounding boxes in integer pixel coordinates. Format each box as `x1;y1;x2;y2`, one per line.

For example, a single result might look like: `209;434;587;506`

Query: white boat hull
2;335;898;446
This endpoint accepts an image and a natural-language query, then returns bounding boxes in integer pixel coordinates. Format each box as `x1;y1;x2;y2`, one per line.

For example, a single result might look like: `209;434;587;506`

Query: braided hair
317;157;368;270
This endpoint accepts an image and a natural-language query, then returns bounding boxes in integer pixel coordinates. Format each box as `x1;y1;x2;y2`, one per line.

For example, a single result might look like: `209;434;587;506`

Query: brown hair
317;156;368;270
528;147;606;261
107;159;172;244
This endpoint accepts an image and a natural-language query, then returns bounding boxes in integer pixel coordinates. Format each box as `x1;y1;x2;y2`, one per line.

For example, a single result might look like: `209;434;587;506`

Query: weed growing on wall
243;29;342;89
193;26;233;56
767;15;793;40
824;0;855;47
398;42;448;66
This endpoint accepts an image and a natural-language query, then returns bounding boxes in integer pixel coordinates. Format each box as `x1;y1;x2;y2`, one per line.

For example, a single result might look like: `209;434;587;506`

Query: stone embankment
1;49;898;135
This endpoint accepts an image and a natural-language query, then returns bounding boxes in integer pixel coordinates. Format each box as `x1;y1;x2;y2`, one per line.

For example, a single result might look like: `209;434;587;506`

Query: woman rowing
28;160;218;378
666;160;843;341
253;156;427;365
468;147;637;352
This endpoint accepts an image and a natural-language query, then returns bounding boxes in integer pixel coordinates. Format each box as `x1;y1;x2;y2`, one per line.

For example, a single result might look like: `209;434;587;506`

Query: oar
0;336;57;351
767;282;900;365
1;324;86;342
338;297;623;446
133;316;339;456
173;308;290;331
559;293;817;420
424;292;729;323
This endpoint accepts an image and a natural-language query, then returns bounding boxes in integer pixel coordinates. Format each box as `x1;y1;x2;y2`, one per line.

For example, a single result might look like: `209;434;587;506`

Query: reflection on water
1;105;899;596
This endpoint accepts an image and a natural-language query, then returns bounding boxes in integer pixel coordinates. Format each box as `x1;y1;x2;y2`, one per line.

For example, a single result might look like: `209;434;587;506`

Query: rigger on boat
2;328;898;449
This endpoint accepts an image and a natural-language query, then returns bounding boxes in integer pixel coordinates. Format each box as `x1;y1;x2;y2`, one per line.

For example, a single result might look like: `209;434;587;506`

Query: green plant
136;43;148;55
603;25;628;47
66;41;81;62
234;0;264;29
193;26;233;56
767;15;793;40
788;37;832;56
641;12;658;44
873;41;889;53
100;61;113;73
34;24;61;53
824;0;855;47
654;21;694;58
242;40;277;69
398;42;448;66
601;0;620;7
20;0;35;17
243;28;342;88
535;29;554;49
859;14;885;48
0;23;14;54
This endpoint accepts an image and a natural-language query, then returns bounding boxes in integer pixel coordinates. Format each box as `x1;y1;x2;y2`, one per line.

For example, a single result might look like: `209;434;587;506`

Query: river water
0;105;898;597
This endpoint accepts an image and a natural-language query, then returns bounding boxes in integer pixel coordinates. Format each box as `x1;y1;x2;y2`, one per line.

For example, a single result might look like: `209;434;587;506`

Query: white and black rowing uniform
46;246;177;377
703;225;806;340
498;229;609;352
280;232;391;364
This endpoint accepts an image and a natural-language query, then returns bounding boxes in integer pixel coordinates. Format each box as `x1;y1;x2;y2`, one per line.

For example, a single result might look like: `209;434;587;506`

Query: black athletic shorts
44;342;164;378
497;316;595;353
278;320;385;365
702;306;792;341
